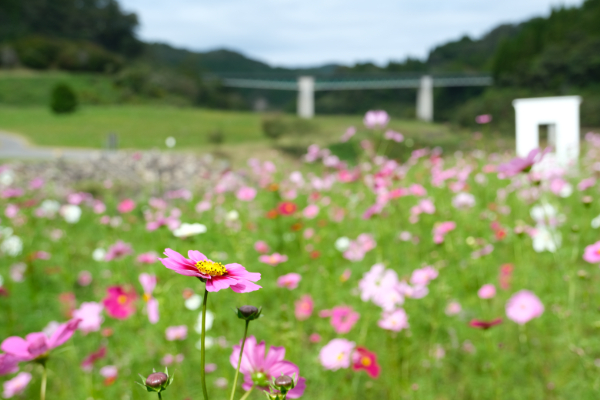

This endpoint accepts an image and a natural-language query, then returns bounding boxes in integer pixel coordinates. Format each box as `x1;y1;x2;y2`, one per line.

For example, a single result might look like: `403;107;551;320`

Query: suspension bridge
213;74;493;121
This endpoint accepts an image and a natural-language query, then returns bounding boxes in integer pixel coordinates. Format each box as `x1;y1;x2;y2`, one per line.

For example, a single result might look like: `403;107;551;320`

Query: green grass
0;70;124;106
0;105;484;153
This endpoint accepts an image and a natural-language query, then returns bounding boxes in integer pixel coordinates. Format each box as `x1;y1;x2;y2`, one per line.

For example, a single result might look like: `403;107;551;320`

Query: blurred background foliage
1;0;600;130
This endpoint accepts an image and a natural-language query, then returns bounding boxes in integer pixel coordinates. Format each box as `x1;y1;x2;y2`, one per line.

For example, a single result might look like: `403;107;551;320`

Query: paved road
0;131;102;160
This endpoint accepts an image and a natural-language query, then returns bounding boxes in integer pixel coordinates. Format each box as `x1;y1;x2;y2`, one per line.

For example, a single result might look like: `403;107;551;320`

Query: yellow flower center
195;260;227;276
142;293;151;302
361;356;372;367
118;295;127;304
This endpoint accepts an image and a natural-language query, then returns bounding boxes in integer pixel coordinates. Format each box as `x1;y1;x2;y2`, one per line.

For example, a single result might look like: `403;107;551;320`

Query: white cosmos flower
0;169;14;186
61;205;82;224
1;235;23;257
185;294;202;310
335;237;351;252
194;310;215;334
532;226;561;253
196;336;215;350
92;248;107;262
530;203;557;225
173;223;207;238
40;200;61;214
225;210;239;221
592;215;600;229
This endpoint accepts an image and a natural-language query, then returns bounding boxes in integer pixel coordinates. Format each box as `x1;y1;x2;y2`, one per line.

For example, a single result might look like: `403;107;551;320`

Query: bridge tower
297;76;315;119
416;75;433;122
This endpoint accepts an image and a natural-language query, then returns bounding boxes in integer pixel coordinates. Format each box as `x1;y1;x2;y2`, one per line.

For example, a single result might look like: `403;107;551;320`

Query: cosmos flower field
1;112;600;399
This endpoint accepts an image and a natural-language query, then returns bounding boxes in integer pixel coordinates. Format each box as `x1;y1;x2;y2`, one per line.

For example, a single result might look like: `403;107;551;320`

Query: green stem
40;362;47;400
158;392;163;400
230;321;250;400
201;286;210;400
239;385;254;400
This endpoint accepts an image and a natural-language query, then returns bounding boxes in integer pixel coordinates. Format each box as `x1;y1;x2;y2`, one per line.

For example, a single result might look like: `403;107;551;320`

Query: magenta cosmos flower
1;319;81;364
160;249;261;293
230;336;306;398
583;241;600;263
506;290;544;325
102;286;137;319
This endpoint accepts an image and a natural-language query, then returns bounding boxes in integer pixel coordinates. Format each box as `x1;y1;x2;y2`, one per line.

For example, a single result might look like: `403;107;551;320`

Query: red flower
102;286;137;319
469;318;502;330
265;209;278;219
499;264;514;290
277;202;297;216
352;347;380;378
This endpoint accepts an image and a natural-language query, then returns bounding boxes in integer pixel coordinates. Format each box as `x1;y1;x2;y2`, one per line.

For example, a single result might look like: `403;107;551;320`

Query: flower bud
236;305;262;321
146;372;168;388
137;368;173;394
274;375;294;389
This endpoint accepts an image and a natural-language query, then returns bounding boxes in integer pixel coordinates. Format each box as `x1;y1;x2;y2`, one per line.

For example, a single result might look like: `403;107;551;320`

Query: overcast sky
119;0;584;67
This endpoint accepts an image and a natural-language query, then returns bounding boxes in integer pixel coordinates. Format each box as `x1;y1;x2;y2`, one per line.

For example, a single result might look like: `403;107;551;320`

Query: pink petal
188;250;208;262
0;337;31;360
48;319;81;349
147;298;159;324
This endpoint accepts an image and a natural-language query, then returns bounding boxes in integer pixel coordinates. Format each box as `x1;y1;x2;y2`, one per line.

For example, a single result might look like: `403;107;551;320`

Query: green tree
50;83;78;114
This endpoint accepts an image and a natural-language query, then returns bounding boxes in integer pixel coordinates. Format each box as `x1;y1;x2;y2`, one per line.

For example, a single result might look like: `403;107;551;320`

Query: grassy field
0;105;503;156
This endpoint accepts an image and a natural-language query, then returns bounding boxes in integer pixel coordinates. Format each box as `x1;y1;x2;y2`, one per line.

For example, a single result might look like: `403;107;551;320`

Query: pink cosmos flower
137;252;158;264
99;365;118;385
72;302;104;334
302;204;319;219
583;241;600;263
230;336;306;398
378;308;409;332
384;130;404;142
452;192;475;209
3;372;31;398
294;295;314;321
309;333;321;343
254;241;270;254
578;177;596;191
117;199;136;213
196;200;211;213
236;187;257;202
497;148;548;178
445;301;462;316
104;241;133;261
277;273;301;290
29;177;44;190
166;326;188;341
357;233;376;251
410;266;438;286
0;354;19;376
478;284;496;299
81;346;107;372
475;114;492;124
352;347;381;378
340;127;356;142
102;286;137;319
159;249;261;293
77;271;93;286
505;290;544;325
363;110;390;129
1;319;81;363
259;253;288;266
418;198;436;214
139;273;159;324
329;306;360;334
319;338;356;370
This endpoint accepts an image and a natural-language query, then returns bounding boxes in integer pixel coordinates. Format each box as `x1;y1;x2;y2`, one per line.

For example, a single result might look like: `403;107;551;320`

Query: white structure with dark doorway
513;96;582;167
